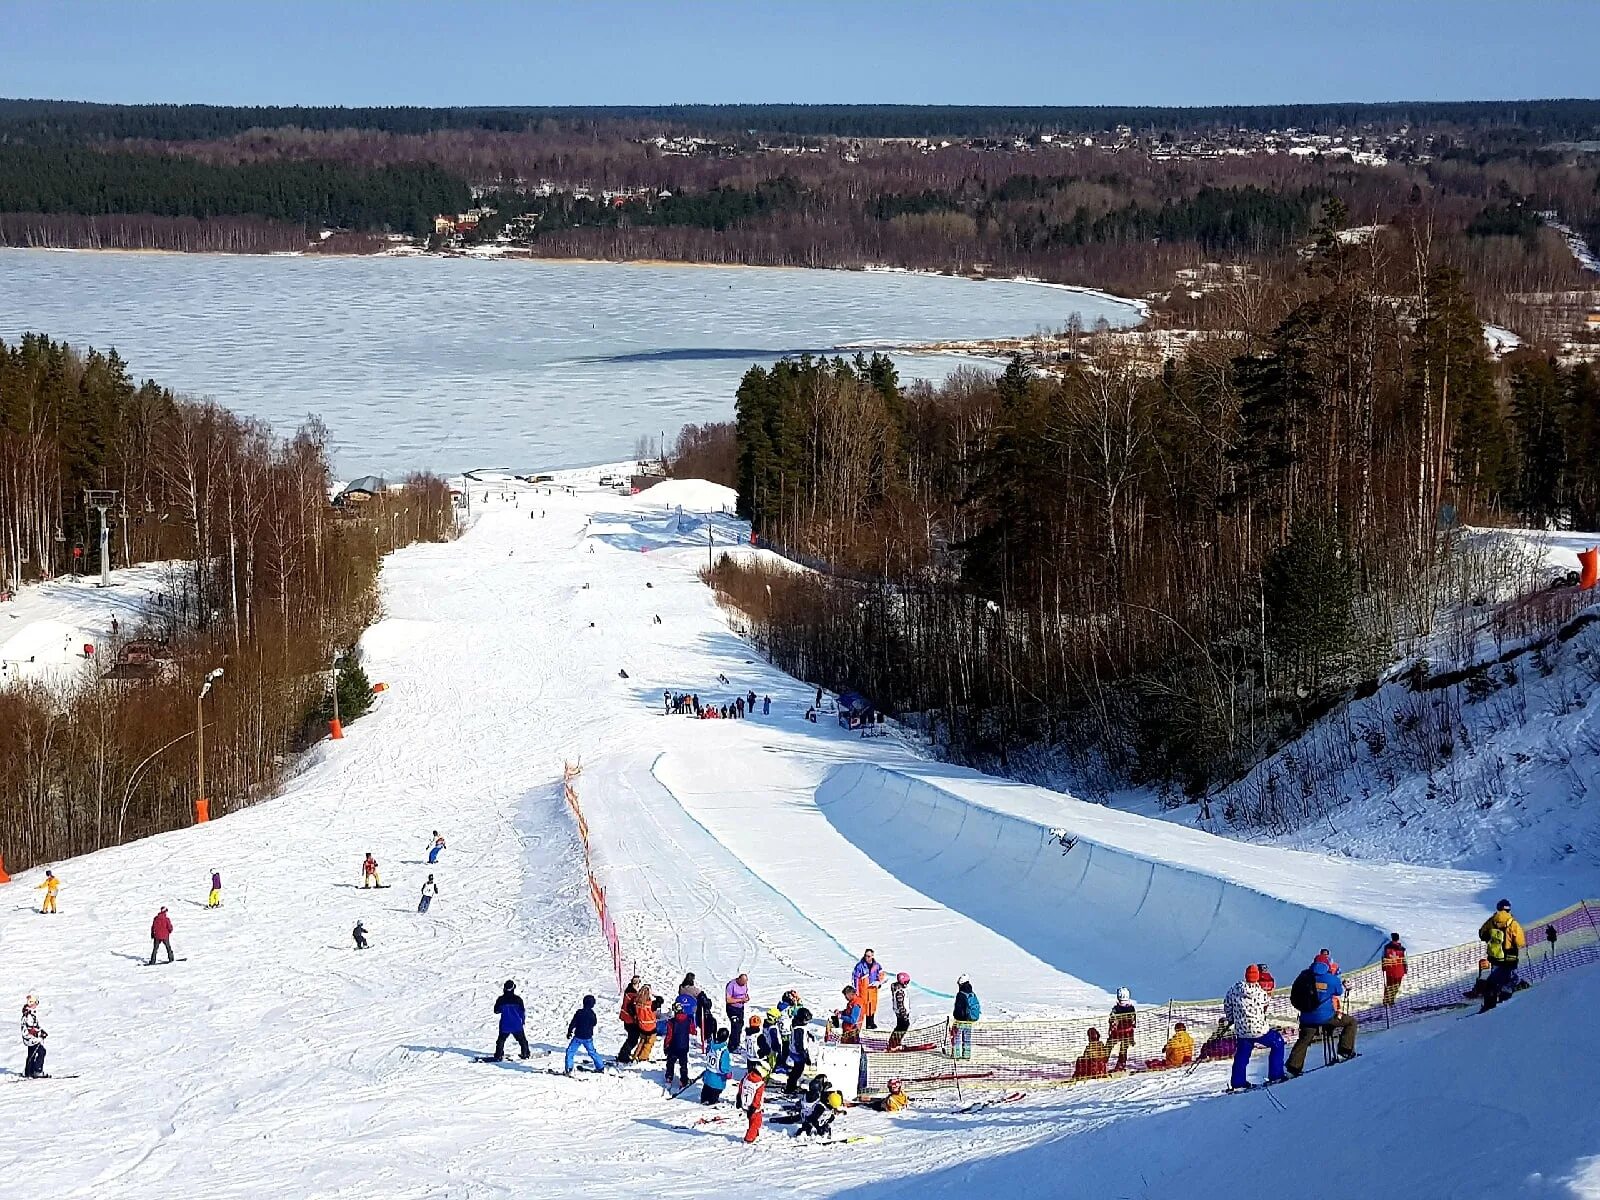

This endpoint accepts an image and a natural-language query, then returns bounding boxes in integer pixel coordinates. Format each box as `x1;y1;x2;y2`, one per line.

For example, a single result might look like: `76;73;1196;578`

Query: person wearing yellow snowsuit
1479;899;1526;1012
36;871;59;914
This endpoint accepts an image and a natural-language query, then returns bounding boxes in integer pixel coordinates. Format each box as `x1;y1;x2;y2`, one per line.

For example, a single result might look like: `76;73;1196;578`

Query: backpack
1289;968;1320;1014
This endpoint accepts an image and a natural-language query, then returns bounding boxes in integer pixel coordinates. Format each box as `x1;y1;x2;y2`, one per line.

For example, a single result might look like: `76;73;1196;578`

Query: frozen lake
0;250;1140;475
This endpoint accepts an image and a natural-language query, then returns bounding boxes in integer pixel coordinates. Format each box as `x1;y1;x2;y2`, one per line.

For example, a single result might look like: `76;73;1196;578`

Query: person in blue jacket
492;979;530;1061
663;1000;694;1090
700;1028;732;1104
1286;955;1357;1076
951;976;981;1060
564;994;605;1075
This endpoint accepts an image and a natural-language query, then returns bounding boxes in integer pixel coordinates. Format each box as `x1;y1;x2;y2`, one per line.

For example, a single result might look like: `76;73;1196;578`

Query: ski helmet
765;1007;780;1022
826;1090;844;1111
22;995;38;1009
896;972;910;985
1116;987;1131;1003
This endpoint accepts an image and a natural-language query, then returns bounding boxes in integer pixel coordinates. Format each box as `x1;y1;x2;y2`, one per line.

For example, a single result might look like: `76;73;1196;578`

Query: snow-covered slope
1;479;1592;1197
0;561;175;686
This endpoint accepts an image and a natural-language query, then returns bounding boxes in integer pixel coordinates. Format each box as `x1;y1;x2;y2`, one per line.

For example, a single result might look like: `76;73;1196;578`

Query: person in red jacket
738;1059;768;1143
149;906;175;965
1381;933;1408;1005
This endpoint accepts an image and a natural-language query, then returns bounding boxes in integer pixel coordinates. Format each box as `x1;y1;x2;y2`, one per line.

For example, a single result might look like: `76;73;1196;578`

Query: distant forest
5;98;1600;139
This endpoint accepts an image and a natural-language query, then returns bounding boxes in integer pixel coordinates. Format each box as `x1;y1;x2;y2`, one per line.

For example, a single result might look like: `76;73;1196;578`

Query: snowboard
544;1066;615;1077
11;1073;81;1081
141;958;187;966
360;884;391;890
473;1056;533;1064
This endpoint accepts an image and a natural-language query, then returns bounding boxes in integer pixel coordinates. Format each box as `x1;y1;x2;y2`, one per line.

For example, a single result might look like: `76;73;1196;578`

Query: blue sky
1;0;1595;108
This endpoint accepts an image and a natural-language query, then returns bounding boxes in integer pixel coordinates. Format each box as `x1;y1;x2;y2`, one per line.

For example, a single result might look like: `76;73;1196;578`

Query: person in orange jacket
851;949;886;1030
738;1058;768;1143
1160;1022;1194;1068
1381;933;1408;1006
1073;1027;1110;1080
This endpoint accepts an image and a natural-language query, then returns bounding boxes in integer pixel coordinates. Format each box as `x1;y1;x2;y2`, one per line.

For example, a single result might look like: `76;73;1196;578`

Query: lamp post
196;667;223;822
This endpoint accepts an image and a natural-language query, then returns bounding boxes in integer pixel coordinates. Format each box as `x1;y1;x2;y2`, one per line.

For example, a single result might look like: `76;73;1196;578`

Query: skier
675;973;704;1042
427;831;447;865
950;976;980;1060
21;996;47;1078
417;875;439;913
148;906;175;964
738;1058;768;1143
851;949;886;1029
1479;899;1526;1012
1224;965;1286;1090
795;1086;845;1138
564;994;605;1075
491;980;531;1061
35;870;59;914
871;1077;910;1112
1381;933;1408;1006
755;1009;784;1069
352;920;368;950
1161;1021;1195;1068
1107;988;1136;1071
206;869;222;909
833;987;863;1045
663;999;694;1090
1286;955;1357;1076
617;978;644;1064
1073;1028;1110;1079
725;973;750;1051
1463;957;1494;1000
701;1028;732;1104
636;996;664;1063
362;853;381;889
782;1007;815;1095
887;972;912;1050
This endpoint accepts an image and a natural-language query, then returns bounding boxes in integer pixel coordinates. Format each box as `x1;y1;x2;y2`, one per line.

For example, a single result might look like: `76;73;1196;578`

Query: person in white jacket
21;995;47;1079
1223;965;1286;1090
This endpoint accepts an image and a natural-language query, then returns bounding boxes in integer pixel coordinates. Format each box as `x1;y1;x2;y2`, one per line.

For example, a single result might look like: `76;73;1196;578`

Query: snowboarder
148;906;175;964
701;1028;732;1104
1107;988;1136;1070
887;972;912;1050
782;1007;814;1095
492;980;531;1061
871;1077;909;1112
427;831;447;865
950;976;980;1060
1224;965;1285;1089
352;920;368;950
833;987;863;1045
617;978;644;1063
21;995;47;1078
1160;1021;1195;1068
1286;956;1356;1076
663;999;694;1090
1073;1028;1110;1079
418;875;438;913
1479;899;1525;1012
738;1058;768;1143
762;695;771;716
206;869;222;909
565;995;605;1075
36;870;59;914
725;973;750;1051
852;949;885;1029
1381;933;1408;1006
362;853;381;889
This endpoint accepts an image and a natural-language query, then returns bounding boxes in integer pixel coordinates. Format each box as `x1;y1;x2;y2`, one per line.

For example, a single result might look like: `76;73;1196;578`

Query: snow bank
818;762;1486;999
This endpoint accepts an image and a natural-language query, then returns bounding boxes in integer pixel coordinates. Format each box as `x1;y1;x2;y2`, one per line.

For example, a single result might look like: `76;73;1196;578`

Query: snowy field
0;561;177;687
2;473;1595;1198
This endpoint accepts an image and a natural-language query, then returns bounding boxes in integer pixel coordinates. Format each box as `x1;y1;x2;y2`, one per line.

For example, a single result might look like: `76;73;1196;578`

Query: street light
196;667;223;823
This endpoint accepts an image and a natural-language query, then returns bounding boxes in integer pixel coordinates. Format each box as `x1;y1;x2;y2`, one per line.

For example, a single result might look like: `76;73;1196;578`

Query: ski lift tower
84;490;119;588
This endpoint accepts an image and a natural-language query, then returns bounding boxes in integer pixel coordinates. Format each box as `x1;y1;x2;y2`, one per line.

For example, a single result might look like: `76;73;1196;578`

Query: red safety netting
564;762;626;993
865;899;1600;1092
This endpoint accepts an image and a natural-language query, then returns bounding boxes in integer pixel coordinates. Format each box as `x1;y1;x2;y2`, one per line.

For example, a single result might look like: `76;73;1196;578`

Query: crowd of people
664;688;772;720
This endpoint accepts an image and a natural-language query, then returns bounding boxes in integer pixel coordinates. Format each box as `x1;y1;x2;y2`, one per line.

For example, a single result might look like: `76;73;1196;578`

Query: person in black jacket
492;980;530;1061
565;995;605;1075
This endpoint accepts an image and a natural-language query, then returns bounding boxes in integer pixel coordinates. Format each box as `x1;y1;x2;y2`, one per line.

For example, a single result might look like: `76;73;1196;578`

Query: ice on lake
0;250;1140;474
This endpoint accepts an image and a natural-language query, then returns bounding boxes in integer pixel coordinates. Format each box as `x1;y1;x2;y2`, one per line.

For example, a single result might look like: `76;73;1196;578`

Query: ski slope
0;561;176;686
1;472;1593;1197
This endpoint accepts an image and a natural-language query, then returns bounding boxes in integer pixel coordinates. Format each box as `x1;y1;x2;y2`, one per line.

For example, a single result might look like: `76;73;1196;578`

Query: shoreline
5;243;1150;322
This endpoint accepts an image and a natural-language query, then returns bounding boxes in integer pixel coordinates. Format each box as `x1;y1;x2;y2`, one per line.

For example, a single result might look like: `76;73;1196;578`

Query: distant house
334;476;387;507
433;215;456;236
629;474;666;494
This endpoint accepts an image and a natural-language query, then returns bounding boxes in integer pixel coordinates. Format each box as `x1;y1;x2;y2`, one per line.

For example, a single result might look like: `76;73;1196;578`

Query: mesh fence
564;761;626;993
864;900;1600;1092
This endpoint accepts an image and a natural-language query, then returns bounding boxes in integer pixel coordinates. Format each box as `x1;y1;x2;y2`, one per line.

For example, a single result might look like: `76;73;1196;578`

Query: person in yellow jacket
1161;1022;1195;1068
36;870;59;914
1479;898;1526;1013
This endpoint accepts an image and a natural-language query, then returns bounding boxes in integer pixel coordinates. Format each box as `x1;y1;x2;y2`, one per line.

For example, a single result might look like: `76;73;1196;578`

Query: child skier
782;1007;814;1096
1159;1021;1195;1068
796;1086;845;1138
207;869;222;909
701;1028;732;1104
418;875;438;913
427;831;447;865
755;1009;784;1069
635;995;663;1063
833;987;863;1044
565;995;605;1075
1108;988;1136;1070
663;999;694;1090
21;995;46;1078
1073;1027;1110;1079
887;972;912;1050
362;853;381;889
950;976;980;1060
36;870;59;914
352;920;368;950
492;980;531;1061
738;1058;768;1143
871;1077;910;1112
